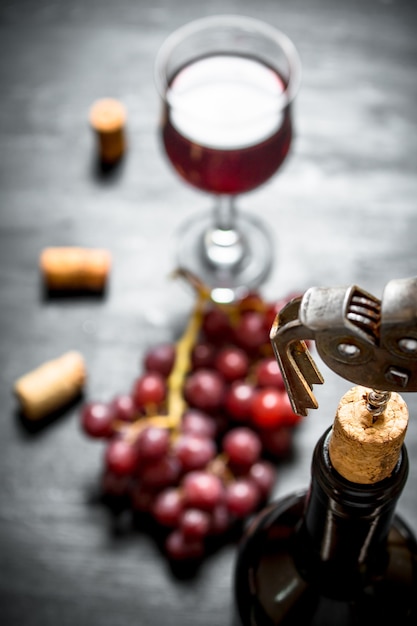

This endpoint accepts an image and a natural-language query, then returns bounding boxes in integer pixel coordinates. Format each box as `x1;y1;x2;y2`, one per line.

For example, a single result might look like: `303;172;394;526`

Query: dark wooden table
1;1;417;625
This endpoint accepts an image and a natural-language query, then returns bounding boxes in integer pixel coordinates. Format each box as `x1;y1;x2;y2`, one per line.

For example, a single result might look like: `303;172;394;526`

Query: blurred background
1;1;416;625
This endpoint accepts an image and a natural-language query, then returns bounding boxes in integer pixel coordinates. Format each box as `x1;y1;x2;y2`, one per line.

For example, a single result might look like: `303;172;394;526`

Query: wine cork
40;247;111;291
329;386;408;484
89;98;127;163
14;351;86;420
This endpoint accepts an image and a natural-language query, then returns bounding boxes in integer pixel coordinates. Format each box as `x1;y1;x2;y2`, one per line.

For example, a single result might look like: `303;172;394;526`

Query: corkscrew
270;276;417;416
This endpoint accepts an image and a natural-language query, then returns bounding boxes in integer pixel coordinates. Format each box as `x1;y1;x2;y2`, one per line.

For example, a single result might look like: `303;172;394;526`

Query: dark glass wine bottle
234;427;417;626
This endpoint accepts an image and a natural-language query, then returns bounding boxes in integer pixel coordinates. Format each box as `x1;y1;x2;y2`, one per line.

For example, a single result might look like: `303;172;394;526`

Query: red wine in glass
162;54;293;196
155;16;301;303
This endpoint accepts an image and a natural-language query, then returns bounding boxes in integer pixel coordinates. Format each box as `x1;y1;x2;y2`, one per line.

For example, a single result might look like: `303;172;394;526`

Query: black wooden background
1;1;416;625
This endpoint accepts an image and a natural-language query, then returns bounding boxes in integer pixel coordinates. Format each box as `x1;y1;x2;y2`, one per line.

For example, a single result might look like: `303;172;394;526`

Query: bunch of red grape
80;289;303;560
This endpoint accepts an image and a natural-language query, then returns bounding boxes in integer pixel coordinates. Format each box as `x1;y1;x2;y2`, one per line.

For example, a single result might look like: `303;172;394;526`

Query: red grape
179;508;211;539
174;434;216;471
215;347;249;382
132;372;166;409
165;529;204;560
252;388;301;429
110;394;137;422
192;342;217;369
137;426;170;461
184;369;225;412
144;343;175;377
140;455;181;489
234;311;269;351
152;488;183;527
248;460;277;499
181;409;217;439
182;471;224;511
225;381;256;421
222;427;261;469
202;307;232;344
255;357;285;389
105;438;138;476
251;388;287;428
81;402;114;438
225;478;260;518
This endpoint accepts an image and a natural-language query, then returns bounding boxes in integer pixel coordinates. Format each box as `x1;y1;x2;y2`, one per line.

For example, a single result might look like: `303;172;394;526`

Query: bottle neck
299;428;408;584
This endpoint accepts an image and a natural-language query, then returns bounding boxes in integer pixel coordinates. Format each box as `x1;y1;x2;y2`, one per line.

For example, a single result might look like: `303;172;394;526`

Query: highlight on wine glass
155;15;301;303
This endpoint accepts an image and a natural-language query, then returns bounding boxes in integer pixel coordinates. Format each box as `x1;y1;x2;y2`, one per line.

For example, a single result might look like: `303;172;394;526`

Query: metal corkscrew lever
270;276;417;417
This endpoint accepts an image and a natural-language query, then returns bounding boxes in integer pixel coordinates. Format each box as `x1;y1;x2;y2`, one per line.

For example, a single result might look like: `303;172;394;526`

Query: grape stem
207;453;235;484
166;290;206;430
118;279;209;441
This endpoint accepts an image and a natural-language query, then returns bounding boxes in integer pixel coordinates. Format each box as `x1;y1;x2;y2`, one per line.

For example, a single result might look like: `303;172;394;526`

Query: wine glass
155;15;301;303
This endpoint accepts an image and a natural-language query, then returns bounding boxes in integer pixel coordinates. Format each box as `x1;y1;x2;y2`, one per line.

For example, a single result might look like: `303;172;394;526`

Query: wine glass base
175;209;274;303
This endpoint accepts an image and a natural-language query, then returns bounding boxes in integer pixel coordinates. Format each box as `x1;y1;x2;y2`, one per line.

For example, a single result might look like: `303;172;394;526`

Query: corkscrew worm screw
270;276;417;416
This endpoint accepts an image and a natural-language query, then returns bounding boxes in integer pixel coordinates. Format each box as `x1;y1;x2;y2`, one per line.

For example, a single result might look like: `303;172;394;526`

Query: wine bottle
234;386;417;625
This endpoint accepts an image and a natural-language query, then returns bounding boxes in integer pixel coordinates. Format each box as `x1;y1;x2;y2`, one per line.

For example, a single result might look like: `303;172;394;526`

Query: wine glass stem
215;194;236;230
203;195;247;270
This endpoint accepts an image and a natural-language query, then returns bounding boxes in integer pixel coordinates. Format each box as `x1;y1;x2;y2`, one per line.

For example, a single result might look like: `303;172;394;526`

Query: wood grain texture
0;1;417;625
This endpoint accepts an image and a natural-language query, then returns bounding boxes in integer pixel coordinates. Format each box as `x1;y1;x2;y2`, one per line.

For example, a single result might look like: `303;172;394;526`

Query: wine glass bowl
155;15;301;302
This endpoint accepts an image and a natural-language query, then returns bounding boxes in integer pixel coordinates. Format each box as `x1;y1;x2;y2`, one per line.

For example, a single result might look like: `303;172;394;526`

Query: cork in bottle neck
328;385;409;484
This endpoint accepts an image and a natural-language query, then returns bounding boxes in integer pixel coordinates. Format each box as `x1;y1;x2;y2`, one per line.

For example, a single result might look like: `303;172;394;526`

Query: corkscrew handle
270;276;417;416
